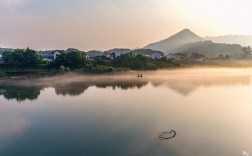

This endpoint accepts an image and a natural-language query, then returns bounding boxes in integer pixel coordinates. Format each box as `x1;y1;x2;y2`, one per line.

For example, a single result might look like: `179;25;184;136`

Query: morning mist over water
0;68;252;156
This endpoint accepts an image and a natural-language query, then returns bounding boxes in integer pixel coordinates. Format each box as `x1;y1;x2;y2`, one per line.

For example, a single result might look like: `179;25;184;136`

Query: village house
105;48;131;59
150;51;164;59
53;51;62;60
167;53;180;60
39;50;64;62
104;53;114;60
0;52;4;64
86;50;104;59
131;49;164;60
39;51;52;62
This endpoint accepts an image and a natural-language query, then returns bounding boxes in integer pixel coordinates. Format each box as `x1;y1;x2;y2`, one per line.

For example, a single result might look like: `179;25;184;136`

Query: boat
137;74;143;78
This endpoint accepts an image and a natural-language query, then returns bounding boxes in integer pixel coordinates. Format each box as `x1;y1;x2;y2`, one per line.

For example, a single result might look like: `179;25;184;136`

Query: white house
106;49;131;58
167;53;180;60
105;53;114;60
0;52;4;64
53;51;62;60
39;50;63;61
151;51;163;59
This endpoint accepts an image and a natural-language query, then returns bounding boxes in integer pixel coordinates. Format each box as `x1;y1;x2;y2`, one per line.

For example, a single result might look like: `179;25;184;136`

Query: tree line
0;48;180;74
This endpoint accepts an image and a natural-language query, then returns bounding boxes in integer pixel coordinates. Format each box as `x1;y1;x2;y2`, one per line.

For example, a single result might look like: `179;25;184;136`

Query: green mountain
144;29;203;53
204;35;252;47
145;29;244;57
175;41;243;57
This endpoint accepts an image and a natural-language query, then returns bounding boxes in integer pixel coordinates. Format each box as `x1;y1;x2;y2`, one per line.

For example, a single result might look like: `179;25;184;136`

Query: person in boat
137;74;143;77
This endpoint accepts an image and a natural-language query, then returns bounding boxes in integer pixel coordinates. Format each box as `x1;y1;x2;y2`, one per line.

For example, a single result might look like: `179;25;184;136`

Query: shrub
107;67;115;72
83;65;114;73
94;65;114;73
0;70;6;77
145;63;158;70
83;64;94;72
59;65;70;73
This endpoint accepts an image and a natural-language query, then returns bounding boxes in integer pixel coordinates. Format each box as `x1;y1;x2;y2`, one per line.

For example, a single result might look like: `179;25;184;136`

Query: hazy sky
0;0;251;50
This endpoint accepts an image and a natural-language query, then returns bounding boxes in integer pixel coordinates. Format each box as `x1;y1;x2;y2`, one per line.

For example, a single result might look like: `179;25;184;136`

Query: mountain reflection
0;73;251;101
151;75;251;96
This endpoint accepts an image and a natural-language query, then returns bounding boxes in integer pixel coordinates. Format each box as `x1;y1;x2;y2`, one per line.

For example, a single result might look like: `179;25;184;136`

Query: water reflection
151;75;251;96
0;85;42;102
0;73;251;101
0;114;28;151
54;80;148;96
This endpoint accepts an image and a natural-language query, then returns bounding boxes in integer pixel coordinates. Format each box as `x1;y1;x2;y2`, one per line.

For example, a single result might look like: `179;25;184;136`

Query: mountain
145;29;245;57
204;35;252;47
144;29;203;53
175;41;243;58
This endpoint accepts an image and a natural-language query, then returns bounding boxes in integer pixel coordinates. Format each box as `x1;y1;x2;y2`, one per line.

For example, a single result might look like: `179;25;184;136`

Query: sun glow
173;0;252;35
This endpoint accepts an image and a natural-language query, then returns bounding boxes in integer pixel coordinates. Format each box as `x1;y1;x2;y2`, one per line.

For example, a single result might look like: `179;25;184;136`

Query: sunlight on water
0;68;251;156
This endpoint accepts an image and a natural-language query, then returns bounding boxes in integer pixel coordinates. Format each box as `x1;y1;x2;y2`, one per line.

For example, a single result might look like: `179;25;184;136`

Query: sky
0;0;251;51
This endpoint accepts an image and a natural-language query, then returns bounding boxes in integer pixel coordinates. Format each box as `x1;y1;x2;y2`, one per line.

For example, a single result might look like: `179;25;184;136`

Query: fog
1;68;252;100
1;67;252;85
1;68;252;86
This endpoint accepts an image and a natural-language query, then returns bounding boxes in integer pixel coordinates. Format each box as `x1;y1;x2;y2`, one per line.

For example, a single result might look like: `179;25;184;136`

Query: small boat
137;74;143;78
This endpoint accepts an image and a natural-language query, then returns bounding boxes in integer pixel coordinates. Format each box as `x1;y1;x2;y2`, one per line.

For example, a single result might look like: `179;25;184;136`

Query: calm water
0;68;252;156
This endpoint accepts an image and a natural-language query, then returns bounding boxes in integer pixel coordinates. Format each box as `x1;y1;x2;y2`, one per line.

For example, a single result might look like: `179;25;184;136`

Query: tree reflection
54;80;149;96
0;85;42;102
0;73;250;101
0;79;149;101
54;82;90;96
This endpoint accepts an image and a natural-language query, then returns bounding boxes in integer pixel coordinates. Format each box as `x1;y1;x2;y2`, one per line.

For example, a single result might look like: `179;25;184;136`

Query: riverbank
1;60;252;79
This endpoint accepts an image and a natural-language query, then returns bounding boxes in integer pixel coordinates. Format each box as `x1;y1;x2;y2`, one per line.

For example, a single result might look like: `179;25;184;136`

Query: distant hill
144;29;203;53
175;41;243;58
145;29;245;57
204;35;252;47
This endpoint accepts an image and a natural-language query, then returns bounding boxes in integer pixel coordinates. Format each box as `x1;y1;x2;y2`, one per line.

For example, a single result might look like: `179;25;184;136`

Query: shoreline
1;66;252;81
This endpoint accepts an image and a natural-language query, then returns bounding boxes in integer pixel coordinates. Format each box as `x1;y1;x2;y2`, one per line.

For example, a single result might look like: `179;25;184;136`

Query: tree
218;54;225;59
242;46;252;59
3;48;44;67
191;53;204;59
53;51;86;68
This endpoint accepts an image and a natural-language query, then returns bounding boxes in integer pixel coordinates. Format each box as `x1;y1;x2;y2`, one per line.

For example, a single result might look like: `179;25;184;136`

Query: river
0;68;251;156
